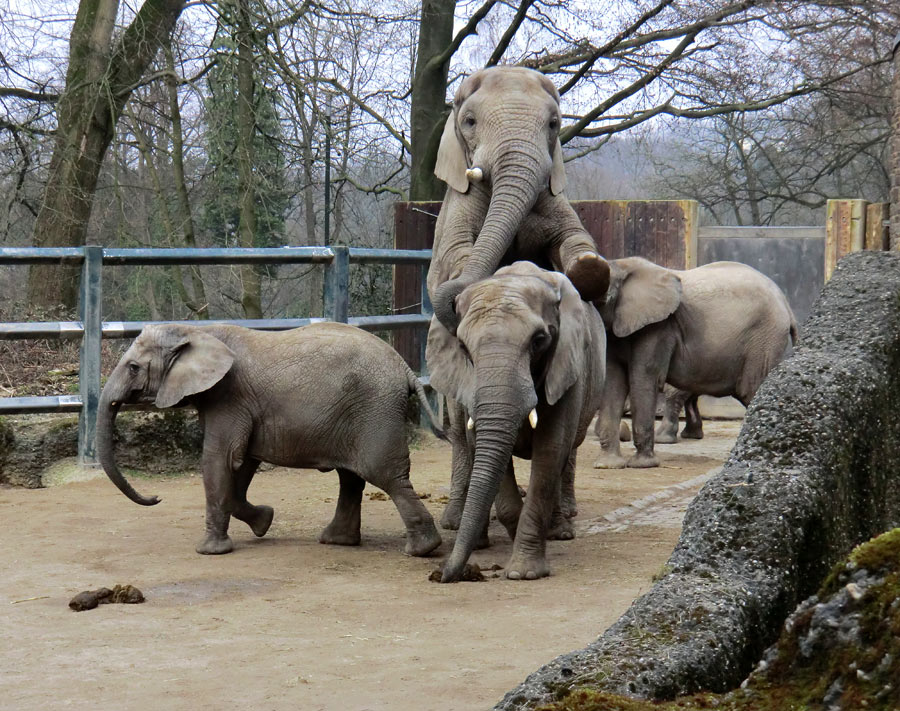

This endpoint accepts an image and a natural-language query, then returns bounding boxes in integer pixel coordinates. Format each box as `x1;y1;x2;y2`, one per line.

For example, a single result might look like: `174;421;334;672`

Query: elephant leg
440;400;473;530
681;394;704;439
656;387;690;444
548;203;610;302
494;459;522;542
548;449;576;541
196;446;236;555
593;360;629;469
506;447;564;580
377;458;442;557
319;468;365;547
231;458;273;538
627;346;672;469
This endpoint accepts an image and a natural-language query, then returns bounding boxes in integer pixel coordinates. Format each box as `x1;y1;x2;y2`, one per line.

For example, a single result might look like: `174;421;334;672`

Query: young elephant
593;258;798;468
97;322;443;557
426;262;605;582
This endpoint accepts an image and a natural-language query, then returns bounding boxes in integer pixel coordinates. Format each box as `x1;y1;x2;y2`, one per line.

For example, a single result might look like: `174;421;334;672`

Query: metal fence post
78;246;103;464
418;264;442;428
323;245;349;322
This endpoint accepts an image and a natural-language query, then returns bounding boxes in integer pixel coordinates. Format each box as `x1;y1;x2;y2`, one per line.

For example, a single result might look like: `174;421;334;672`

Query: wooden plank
392;201;441;369
865;202;890;251
825;199;867;280
681;199;699;268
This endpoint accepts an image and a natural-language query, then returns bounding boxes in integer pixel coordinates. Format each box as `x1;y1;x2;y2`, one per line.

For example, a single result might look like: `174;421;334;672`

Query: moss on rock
540;529;900;711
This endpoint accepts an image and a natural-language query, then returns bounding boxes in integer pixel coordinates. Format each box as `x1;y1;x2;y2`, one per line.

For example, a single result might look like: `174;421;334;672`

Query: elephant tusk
465;167;483;182
467;417;475;431
110;401;119;408
529;409;538;429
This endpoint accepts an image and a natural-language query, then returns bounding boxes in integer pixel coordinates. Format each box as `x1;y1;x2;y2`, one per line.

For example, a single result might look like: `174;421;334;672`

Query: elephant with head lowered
96;322;443;558
427;65;610;333
426;263;605;582
593;258;799;469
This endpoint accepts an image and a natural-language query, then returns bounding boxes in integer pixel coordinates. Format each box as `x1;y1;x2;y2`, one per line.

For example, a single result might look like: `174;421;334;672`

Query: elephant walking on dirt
426;263;605;582
593;258;798;469
96;322;443;557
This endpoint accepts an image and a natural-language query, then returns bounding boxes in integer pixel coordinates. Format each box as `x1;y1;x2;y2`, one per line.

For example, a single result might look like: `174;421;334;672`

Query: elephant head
431;66;570;330
426;262;593;582
96;324;235;506
596;257;683;337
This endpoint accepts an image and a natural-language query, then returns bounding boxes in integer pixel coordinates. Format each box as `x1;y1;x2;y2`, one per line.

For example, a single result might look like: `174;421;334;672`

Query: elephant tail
789;311;800;347
407;370;449;441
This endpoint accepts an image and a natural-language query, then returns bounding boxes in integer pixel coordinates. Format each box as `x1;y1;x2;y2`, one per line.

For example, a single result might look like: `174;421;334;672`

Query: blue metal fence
0;245;433;464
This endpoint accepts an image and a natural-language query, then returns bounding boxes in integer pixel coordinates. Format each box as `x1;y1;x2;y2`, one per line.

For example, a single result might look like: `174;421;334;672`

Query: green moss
541;529;900;711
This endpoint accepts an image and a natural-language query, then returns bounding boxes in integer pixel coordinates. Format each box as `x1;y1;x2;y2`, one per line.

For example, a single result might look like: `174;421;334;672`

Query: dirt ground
0;420;740;711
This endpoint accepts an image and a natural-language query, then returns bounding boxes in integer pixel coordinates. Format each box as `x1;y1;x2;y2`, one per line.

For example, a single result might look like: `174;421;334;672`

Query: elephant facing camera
96;322;443;559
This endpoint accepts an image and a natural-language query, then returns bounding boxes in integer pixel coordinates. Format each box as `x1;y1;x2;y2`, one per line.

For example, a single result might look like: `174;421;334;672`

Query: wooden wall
392;199;699;369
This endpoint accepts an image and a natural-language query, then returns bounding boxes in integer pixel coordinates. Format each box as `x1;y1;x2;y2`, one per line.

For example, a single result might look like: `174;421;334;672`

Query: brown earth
0;421;740;711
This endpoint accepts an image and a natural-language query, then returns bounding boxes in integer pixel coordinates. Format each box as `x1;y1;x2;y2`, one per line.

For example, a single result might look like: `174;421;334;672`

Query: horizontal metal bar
348;314;431;331
0;395;83;414
101;246;335;265
0;314;432;340
0;247;86;265
348;248;432;264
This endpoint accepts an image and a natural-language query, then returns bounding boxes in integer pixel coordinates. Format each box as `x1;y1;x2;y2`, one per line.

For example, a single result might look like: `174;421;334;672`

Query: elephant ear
612;258;683;338
425;316;476;411
550;138;567;195
542;271;588;406
434;113;469;194
155;327;235;409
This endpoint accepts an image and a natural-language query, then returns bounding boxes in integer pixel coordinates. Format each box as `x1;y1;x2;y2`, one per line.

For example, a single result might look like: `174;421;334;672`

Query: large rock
498;251;900;708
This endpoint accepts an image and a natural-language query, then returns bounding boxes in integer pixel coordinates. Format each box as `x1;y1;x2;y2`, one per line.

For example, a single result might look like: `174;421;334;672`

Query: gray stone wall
497;251;900;709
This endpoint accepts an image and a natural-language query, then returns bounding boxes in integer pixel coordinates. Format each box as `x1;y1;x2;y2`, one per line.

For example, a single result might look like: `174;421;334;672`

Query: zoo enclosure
0;245;433;464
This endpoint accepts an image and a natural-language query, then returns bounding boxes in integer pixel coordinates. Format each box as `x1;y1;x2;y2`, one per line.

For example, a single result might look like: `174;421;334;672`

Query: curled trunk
441;402;522;582
432;141;546;332
96;370;160;506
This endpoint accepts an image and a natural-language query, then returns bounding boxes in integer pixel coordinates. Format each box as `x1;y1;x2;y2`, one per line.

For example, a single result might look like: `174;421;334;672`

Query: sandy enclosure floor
0;421;740;711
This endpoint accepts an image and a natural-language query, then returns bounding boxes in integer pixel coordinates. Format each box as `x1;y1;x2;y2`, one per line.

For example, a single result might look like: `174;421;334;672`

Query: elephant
654;387;705;443
593;258;798;469
426;262;605;582
427;65;610;333
96;322;443;557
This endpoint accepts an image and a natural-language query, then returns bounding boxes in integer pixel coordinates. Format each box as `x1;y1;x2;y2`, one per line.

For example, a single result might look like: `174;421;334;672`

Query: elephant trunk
441;394;528;583
432;138;547;332
96;367;160;506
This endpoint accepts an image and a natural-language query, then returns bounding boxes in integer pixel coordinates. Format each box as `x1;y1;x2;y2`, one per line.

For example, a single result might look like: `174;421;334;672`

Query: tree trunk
164;39;208;317
409;0;456;202
235;0;262;319
28;0;186;309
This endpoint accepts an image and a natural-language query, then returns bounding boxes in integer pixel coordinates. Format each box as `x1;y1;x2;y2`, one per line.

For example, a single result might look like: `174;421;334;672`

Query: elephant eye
462;115;476;128
531;330;552;355
128;362;141;375
459;341;473;363
548;116;559;131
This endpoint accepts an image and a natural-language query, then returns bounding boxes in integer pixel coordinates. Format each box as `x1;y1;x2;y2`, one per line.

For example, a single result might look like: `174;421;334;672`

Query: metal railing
0;245;433;464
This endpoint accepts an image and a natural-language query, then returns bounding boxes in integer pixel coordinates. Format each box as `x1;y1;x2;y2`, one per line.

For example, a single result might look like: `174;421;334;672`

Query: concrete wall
698;226;825;326
496;251;900;709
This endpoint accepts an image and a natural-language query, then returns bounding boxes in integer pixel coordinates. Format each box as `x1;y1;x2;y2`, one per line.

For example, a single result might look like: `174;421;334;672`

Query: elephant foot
655;428;678;444
593;453;627;469
619;420;632;442
565;253;610;302
247;505;274;537
505;553;550;581
196;534;234;555
318;524;361;547
404;525;442;557
560;498;578;520
681;427;704;440
547;517;575;541
440;502;463;530
627;453;660;468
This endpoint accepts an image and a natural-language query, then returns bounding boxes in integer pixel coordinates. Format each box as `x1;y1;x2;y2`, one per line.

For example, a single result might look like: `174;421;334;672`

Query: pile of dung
538;528;900;711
